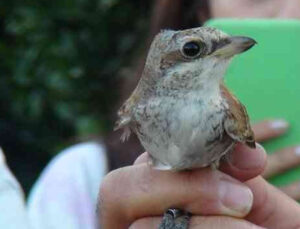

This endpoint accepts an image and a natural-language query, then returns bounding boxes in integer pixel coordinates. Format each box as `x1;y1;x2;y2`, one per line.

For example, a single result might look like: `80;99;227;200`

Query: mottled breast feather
221;84;256;148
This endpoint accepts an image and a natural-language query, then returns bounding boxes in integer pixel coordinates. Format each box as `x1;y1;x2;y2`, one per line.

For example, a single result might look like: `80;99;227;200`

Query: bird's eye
182;41;203;58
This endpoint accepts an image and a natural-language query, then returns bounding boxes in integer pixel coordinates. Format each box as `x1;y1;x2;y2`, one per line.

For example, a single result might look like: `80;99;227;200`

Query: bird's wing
114;90;140;141
114;101;133;141
221;84;256;148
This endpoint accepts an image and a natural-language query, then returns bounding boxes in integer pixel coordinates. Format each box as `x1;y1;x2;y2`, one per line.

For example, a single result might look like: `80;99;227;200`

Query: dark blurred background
0;0;151;193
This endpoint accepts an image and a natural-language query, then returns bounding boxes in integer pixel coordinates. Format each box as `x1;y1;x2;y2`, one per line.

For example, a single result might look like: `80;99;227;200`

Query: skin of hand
100;1;300;227
99;143;266;229
98;119;300;229
209;0;300;200
131;177;300;229
253;120;300;200
208;0;300;201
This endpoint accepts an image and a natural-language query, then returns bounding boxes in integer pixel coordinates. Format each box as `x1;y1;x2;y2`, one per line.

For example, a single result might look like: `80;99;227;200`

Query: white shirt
0;148;31;229
0;142;108;229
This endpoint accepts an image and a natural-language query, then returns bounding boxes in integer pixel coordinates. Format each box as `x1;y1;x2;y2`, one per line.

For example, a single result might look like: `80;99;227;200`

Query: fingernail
270;119;289;130
219;179;253;217
295;146;300;156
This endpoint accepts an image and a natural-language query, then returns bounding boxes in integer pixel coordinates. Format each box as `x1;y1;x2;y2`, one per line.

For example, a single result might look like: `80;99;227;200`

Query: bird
115;26;256;228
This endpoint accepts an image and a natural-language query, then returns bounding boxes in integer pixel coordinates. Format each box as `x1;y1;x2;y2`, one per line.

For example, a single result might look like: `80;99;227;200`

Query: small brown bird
115;27;256;228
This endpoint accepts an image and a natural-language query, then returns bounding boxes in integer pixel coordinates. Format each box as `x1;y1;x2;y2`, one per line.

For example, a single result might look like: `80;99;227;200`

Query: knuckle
183;168;214;187
99;170;117;201
181;169;221;208
98;165;149;221
98;168;127;212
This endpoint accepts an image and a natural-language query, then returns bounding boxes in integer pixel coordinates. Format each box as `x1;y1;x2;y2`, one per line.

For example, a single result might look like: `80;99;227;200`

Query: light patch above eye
181;41;205;59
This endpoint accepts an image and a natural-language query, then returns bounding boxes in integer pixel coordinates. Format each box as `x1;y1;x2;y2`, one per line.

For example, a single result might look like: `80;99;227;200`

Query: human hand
99;142;300;229
99;143;267;228
252;119;300;200
131;176;300;229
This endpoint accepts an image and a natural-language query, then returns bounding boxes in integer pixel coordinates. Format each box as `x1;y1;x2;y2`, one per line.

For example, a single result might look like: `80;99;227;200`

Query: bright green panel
205;19;300;186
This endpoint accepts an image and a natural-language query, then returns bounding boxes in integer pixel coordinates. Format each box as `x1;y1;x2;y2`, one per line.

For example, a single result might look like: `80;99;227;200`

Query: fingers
246;176;300;229
252;119;289;142
130;216;266;229
220;143;267;181
135;143;267;182
279;181;300;200
262;145;300;178
99;165;253;228
133;152;149;165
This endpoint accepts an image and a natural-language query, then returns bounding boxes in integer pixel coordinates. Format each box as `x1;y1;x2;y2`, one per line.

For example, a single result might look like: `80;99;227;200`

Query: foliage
0;0;150;192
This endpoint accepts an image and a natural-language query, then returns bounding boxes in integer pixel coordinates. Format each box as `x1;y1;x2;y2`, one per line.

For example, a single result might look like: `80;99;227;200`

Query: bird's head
143;27;256;94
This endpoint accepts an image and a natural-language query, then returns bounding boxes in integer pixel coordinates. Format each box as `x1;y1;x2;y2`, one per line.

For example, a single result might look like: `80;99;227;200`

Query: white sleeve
0;147;31;229
27;142;108;229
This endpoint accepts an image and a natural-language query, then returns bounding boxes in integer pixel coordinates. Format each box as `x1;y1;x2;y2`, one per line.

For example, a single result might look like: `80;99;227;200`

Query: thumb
246;176;300;228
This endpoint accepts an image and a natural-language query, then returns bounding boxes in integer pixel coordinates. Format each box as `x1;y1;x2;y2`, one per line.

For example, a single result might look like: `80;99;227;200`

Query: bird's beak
212;36;257;57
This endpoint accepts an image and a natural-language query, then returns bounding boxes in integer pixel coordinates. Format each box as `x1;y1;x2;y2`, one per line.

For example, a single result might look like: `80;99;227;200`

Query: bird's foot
159;209;190;229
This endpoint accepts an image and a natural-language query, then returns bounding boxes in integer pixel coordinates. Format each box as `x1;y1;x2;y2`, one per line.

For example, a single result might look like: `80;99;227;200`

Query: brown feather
221;83;256;148
114;84;144;141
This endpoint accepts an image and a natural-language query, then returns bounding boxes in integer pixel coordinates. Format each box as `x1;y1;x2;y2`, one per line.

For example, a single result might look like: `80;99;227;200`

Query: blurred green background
0;0;150;193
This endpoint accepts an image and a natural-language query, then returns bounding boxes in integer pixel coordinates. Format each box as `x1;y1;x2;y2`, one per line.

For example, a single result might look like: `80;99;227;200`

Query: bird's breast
133;95;233;170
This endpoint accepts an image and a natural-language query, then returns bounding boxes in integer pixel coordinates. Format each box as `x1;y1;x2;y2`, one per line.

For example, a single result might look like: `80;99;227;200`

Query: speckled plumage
115;27;256;171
